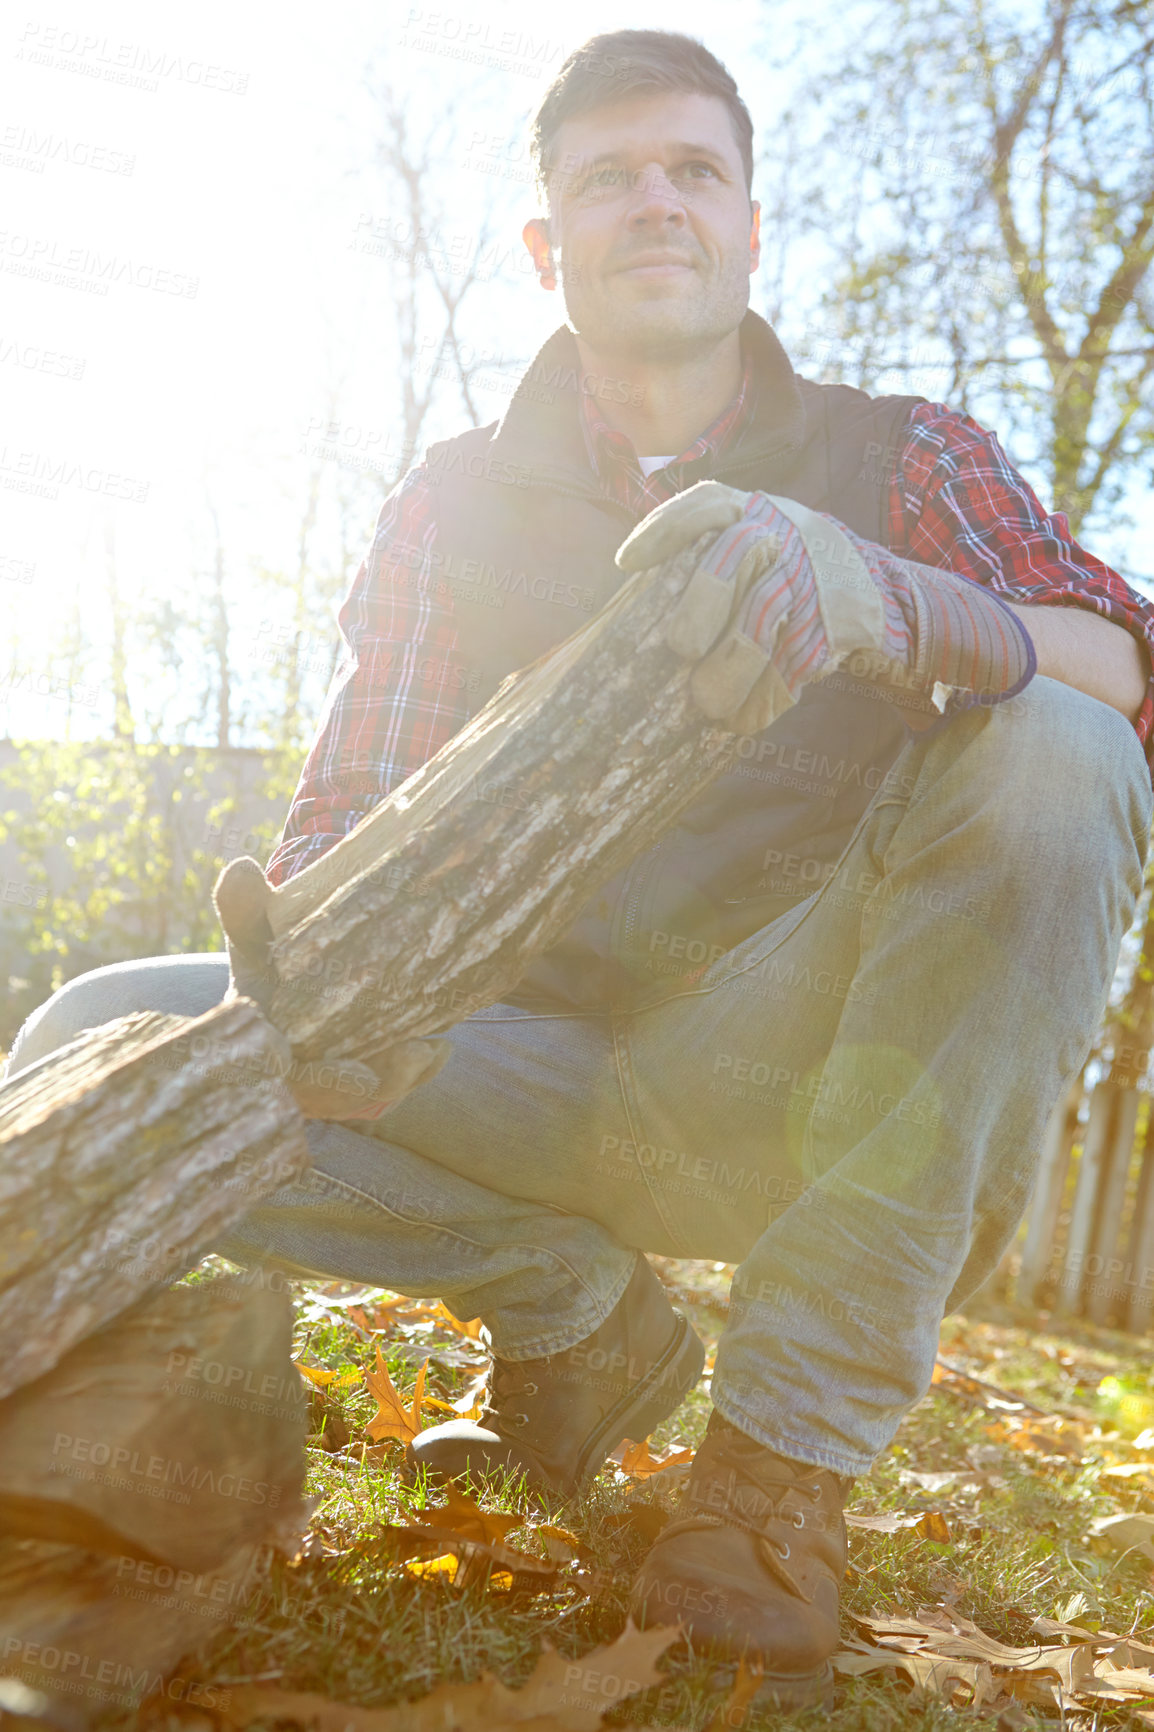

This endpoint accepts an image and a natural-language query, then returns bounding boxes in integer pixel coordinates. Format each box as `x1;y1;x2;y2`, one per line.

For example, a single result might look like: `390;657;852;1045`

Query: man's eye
680;161;718;179
585;166;625;189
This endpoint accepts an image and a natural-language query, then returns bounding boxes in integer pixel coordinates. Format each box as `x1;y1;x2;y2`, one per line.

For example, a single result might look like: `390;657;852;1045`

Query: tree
758;0;1154;541
362;79;502;488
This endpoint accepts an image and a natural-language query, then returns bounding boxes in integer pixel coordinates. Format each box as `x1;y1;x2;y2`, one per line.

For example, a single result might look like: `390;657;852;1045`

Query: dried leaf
404;1552;460;1583
612;1436;695;1480
365;1348;428;1444
843;1509;950;1539
703;1658;764;1730
846;1511;927;1533
1090;1511;1154;1560
832;1646;994;1707
294;1362;344;1387
916;1511;952;1543
604;1502;671;1548
537;1524;585;1561
373;1523;560;1594
984;1415;1085;1459
219;1623;678;1732
432;1301;484;1340
845;1608;1153;1711
415;1483;523;1548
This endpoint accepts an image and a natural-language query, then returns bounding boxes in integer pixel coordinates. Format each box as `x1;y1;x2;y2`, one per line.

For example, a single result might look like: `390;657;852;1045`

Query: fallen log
0;1277;308;1573
246;542;742;1064
0;1532;262;1726
0;542;743;1399
0;1002;309;1401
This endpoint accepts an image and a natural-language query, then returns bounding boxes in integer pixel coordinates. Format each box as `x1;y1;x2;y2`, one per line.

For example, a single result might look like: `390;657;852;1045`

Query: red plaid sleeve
265;466;470;886
888;400;1154;769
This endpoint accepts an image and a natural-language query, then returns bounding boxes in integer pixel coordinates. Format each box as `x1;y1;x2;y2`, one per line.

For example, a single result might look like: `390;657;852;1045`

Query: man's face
525;90;760;362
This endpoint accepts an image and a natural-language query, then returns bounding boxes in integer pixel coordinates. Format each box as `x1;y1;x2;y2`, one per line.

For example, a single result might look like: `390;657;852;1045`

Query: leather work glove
616;480;1036;734
213;855;451;1121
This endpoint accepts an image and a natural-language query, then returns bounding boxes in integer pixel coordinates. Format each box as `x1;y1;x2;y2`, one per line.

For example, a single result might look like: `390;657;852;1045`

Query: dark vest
422;312;924;1010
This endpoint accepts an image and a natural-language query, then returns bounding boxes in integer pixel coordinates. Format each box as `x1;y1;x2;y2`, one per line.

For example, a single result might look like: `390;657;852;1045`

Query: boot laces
483;1359;543;1432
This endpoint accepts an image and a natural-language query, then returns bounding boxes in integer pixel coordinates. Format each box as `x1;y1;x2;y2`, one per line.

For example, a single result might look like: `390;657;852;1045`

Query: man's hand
616;480;1037;728
213;856;450;1121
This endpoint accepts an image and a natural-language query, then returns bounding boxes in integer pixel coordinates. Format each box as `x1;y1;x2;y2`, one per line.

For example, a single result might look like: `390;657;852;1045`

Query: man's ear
749;200;761;274
523;216;557;291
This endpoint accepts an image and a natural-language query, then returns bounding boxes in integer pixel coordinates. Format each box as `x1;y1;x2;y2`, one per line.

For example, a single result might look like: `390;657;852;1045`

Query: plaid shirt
267;379;1154;886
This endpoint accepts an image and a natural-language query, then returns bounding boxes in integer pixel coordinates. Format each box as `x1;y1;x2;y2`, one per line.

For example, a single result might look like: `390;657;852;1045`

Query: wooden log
254;543;745;1065
0;1278;308;1574
0;1533;260;1726
0;1002;309;1402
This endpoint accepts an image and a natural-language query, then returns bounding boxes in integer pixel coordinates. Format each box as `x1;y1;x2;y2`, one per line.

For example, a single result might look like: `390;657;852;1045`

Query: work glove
213;855;451;1121
616;481;1036;732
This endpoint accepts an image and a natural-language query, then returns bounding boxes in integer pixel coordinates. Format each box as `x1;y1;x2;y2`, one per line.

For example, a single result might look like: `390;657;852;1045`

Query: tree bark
0;1001;309;1401
0;1278;308;1573
257;543;740;1065
0;1532;262;1725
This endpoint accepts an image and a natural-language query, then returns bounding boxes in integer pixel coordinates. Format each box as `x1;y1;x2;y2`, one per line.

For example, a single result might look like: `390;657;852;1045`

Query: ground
117;1257;1154;1732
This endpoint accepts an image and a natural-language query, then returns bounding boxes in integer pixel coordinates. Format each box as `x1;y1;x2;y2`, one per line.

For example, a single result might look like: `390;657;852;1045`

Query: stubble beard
559;254;751;365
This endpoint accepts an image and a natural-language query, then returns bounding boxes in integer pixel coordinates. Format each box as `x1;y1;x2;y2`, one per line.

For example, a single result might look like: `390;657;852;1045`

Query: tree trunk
256;542;744;1065
0;1001;309;1401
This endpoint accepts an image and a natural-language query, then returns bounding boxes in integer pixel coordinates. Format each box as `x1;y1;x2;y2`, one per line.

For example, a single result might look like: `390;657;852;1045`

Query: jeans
5;678;1150;1474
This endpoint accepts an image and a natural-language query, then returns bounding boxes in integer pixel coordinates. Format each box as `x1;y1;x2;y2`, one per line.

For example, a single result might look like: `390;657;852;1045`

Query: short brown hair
530;30;754;203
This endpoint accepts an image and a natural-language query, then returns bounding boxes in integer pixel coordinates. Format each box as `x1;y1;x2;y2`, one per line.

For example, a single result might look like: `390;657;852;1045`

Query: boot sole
747;1660;835;1711
570;1310;705;1493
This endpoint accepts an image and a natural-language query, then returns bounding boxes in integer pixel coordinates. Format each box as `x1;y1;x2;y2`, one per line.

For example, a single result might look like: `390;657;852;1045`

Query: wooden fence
1011;1069;1154;1331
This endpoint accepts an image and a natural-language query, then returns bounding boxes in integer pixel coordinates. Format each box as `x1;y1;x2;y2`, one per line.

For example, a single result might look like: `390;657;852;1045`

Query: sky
2;0;1151;743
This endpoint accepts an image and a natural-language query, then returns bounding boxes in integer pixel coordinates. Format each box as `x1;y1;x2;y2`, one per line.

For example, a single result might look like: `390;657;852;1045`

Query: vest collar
490;311;806;498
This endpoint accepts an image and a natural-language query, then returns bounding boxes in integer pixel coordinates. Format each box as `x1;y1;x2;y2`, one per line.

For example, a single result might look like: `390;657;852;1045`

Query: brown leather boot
629;1410;851;1707
406;1255;704;1499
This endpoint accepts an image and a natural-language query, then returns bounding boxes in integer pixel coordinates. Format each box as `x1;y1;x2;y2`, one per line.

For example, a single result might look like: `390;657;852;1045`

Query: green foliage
761;0;1154;539
0;738;299;1049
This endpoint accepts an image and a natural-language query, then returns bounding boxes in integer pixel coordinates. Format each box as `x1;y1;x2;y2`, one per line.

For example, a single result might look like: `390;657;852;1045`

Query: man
7;29;1154;1706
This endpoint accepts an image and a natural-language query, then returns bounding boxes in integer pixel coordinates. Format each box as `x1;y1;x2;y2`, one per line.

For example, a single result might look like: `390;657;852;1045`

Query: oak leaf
613;1436;694;1480
217;1623;677;1732
415;1482;523;1547
365;1347;428;1443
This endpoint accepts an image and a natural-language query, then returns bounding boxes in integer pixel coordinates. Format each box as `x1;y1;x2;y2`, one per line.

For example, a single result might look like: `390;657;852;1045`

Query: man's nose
625;164;688;227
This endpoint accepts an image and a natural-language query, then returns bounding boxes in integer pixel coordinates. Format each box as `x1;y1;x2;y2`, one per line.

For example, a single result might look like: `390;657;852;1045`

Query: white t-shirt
638;455;676;478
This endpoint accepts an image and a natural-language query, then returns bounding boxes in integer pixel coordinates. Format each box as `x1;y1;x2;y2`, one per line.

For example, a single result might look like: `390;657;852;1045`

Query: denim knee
4;954;230;1080
914;675;1152;886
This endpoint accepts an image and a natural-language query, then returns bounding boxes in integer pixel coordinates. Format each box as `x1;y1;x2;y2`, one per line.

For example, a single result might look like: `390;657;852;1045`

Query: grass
105;1258;1154;1732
